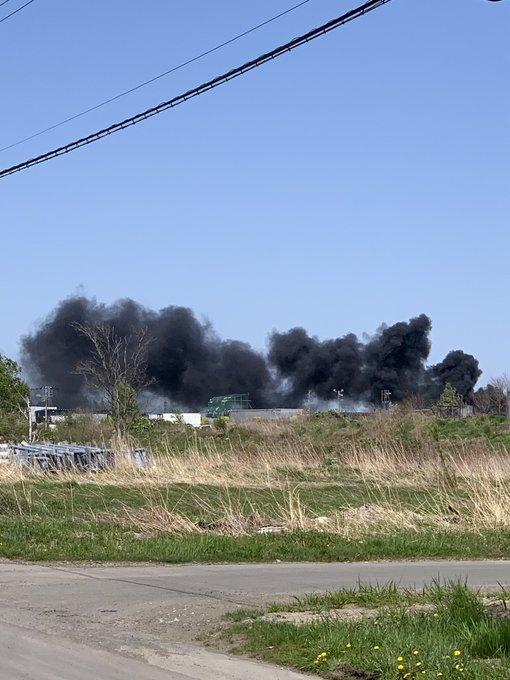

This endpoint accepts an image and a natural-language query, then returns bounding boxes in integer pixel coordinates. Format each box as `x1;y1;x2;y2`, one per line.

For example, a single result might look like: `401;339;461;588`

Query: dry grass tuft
440;477;510;530
339;504;424;535
109;487;437;538
119;505;200;536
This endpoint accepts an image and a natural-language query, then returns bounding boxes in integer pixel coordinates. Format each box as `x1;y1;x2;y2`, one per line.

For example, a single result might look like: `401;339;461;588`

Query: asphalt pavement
1;560;509;679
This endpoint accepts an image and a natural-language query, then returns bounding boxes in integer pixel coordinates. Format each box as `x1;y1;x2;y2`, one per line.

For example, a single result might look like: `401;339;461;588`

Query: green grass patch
0;479;510;562
223;609;264;622
266;583;429;613
1;517;510;563
431;415;510;447
222;582;510;679
0;477;449;521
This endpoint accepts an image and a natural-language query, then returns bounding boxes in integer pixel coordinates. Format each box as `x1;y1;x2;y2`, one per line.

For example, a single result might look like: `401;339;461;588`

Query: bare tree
73;323;154;437
473;374;509;416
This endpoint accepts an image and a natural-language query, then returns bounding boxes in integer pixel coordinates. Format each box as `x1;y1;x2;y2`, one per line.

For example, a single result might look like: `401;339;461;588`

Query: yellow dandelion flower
346;643;352;648
454;650;461;657
433;612;439;617
416;661;423;667
398;664;404;671
413;650;420;655
397;656;404;662
437;674;443;678
373;645;380;650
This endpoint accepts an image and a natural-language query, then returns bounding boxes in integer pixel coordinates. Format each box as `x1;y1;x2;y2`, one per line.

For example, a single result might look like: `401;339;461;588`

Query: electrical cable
0;0;14;8
0;0;36;24
0;0;392;179
0;0;312;153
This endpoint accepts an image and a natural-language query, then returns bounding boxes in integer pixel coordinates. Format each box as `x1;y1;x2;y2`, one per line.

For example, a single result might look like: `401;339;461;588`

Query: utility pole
333;388;344;412
44;386;50;427
35;385;56;428
307;389;313;412
381;389;392;410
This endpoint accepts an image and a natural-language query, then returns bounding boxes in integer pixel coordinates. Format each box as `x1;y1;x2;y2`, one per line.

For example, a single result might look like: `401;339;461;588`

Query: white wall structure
148;413;202;427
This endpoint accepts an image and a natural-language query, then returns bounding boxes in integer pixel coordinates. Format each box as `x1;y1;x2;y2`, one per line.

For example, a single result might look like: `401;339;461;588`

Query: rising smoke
21;296;481;409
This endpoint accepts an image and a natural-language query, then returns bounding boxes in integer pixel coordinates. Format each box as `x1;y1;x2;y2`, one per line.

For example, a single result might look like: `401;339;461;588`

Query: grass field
1;411;510;562
219;582;510;679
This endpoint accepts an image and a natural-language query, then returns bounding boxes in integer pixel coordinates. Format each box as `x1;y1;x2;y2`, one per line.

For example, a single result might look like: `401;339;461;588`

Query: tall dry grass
3;414;510;535
1;433;510;488
109;480;510;538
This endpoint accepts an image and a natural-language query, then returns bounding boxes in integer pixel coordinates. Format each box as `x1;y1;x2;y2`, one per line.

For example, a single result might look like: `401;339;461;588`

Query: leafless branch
73;322;155;437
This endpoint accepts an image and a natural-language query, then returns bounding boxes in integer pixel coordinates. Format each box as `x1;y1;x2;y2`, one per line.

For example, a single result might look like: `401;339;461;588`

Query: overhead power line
0;0;392;180
0;0;312;153
0;0;13;8
0;0;36;24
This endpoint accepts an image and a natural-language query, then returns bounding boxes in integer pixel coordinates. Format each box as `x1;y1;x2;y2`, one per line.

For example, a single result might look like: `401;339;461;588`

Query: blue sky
1;0;508;384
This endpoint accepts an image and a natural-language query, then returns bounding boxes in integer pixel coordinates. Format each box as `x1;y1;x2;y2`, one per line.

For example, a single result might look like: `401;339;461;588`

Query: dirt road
1;560;509;679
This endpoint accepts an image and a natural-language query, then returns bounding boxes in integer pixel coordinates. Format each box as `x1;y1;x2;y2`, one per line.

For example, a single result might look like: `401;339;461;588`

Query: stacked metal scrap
9;443;149;471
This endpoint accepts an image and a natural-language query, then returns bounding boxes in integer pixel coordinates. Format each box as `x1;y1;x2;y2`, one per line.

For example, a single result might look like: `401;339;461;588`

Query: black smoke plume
22;297;270;409
268;314;434;405
362;314;432;403
267;328;364;404
430;350;482;400
21;297;481;409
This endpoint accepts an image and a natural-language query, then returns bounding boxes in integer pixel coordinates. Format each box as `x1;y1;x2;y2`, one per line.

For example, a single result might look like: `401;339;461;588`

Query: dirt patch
243;598;510;628
115;597;265;645
483;597;510;620
259;603;435;625
329;663;378;680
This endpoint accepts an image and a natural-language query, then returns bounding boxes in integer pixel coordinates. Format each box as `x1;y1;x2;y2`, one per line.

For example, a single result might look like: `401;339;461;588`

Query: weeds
266;583;428;613
222;582;510;679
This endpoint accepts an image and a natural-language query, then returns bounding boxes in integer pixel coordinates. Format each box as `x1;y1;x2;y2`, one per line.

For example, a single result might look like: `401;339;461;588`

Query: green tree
0;354;29;413
111;380;140;435
440;383;464;408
